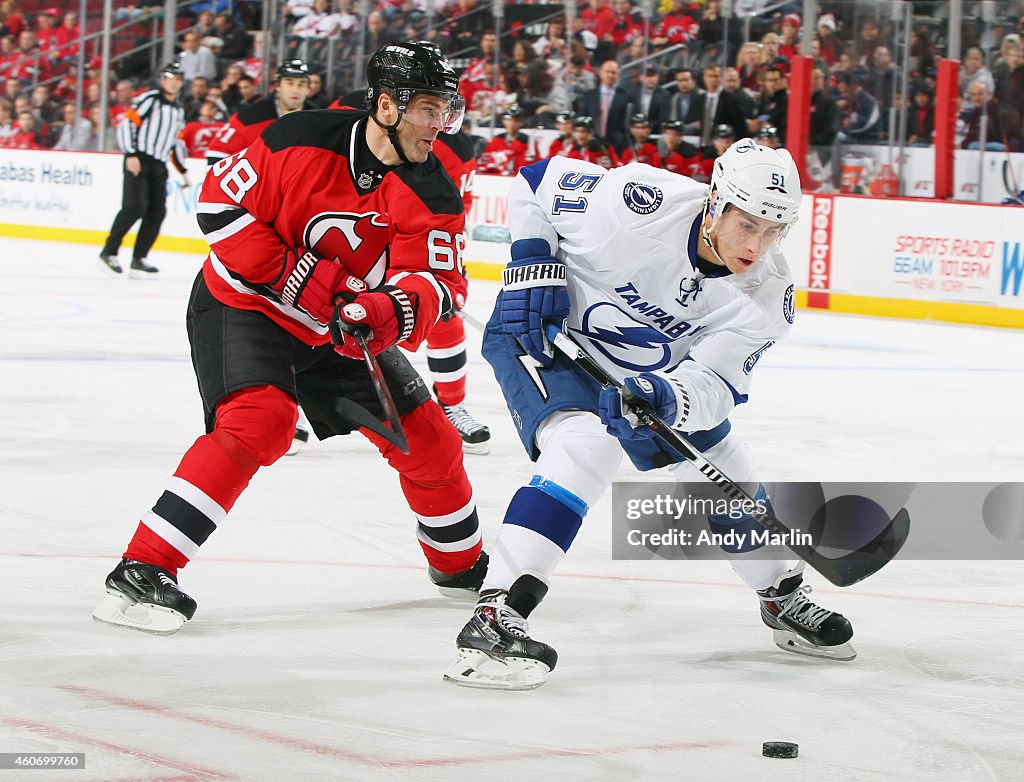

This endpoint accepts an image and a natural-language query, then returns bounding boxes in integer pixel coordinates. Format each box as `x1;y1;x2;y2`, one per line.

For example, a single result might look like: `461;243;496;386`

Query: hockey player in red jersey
545;112;575;158
178;100;226;158
566;115;621;168
93;42;489;635
619;114;661;166
204;59;311;166
479;106;537;176
659;119;703;176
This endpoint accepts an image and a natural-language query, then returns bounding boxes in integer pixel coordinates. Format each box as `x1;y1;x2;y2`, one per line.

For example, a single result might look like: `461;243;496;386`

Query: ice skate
286;408;312;456
98;253;123;275
129;257;159;279
444;576;557;690
92;559;197;635
429;551;489;600
758;565;856;661
438;395;490;455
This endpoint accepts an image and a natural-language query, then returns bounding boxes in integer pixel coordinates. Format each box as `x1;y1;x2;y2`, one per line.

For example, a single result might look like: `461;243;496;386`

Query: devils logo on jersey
303;212;391;288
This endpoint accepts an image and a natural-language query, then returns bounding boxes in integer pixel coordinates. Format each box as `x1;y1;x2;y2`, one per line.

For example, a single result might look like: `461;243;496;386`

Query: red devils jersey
179;119;226;158
566;140;621;168
479;132;536;176
546;136;574;157
205;97;281;163
197;109;466;350
620;142;662;166
432;131;476;215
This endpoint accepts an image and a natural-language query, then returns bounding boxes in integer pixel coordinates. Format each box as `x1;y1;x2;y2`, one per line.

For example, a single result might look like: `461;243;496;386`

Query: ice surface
1;239;1022;781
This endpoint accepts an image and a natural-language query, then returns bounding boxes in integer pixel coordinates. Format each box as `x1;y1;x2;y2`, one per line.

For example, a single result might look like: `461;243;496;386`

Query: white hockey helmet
708;138;801;240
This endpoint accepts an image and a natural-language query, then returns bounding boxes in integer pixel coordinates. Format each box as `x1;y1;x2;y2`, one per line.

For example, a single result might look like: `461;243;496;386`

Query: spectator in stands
236;74;259;107
219;63;245;111
760;32;788;72
906;82;934;146
54;11;80;60
110;80;135;126
182;75;209;121
463;31;504;82
778;14;800;60
287;0;342;62
620;114;660;165
284;0;315;23
652;0;698;50
505;39;539;85
0;98;12;145
994;39;1023;99
809;66;838;147
633;65;671;132
698;0;741;63
193;9;217;39
960;82;1012;150
204;85;229;119
306;71;329;108
439;0;494;54
0;1;27;39
34;7;59;55
854;17;884;68
580;0;615;61
29;83;57;126
547;111;575;156
838;73;882;143
753;65;787;144
179;32;218;84
658;119;700;175
601;0;643;54
537;17;570;70
514;61;570;127
13;30;49;84
53;101;90;150
567;114;620;166
816;14;842;67
581;58;630;152
479;105;536;176
10;108;39;148
909;27;937;79
363;11;398;56
0;34;16;79
960;47;995;105
866;45;896;114
565;52;596;114
668;67;701;134
723;65;758;124
212;12;250;62
694;63;748;144
735;42;765;92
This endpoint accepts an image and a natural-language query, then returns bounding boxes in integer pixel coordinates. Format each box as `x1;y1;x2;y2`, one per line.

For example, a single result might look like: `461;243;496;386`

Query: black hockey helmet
276;59;311;81
503;105;523;119
757;124;779;141
413;40;445;58
629;113;649;126
159;61;183;78
713;123;736;138
662;119;683;133
365;41;464;133
573;115;594;130
555;111;575;124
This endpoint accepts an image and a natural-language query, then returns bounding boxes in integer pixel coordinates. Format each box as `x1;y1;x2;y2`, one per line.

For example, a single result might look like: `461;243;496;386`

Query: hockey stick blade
347;330;409;454
546;325;910;587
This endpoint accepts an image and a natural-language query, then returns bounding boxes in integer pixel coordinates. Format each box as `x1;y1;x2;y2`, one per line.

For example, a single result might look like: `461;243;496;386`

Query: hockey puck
762;741;799;759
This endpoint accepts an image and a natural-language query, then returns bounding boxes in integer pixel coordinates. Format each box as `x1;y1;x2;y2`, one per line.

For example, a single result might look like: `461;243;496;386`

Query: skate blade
773;629;857;661
442;649;549;691
92;590;187;635
435;585;480;601
461;440;490;455
128;269;158;280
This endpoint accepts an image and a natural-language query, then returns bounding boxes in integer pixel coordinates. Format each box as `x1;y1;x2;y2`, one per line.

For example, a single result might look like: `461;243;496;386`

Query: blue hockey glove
498;255;569;367
598;373;679;441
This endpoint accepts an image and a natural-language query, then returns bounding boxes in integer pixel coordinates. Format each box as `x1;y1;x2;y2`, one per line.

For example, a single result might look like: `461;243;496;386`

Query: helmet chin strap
700;198;730;267
369;111;412;164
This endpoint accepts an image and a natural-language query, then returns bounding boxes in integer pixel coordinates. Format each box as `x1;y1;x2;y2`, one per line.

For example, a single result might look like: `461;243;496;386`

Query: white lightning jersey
509;156;796;433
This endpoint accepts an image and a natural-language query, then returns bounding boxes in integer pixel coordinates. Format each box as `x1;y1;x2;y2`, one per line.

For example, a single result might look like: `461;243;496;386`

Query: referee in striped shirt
100;62;191;278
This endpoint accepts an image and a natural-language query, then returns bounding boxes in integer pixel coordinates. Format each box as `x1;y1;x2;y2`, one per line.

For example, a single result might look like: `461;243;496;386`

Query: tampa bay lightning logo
623;182;663;215
574;302;675;372
743;340;775;374
783;284;795;324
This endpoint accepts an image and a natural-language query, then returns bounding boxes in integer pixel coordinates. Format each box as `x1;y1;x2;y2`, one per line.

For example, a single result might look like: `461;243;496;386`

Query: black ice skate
758;565;856;661
437;394;490;455
129;257;159;279
429;550;489;600
98;253;123;275
92;558;197;635
444;575;557;690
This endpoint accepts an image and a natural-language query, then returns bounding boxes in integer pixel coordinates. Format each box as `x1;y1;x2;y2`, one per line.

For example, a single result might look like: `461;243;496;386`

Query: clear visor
401;92;466;133
711;204;790;256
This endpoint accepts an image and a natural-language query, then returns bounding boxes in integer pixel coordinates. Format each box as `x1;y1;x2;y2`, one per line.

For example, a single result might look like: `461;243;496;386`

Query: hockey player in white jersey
444;139;855;690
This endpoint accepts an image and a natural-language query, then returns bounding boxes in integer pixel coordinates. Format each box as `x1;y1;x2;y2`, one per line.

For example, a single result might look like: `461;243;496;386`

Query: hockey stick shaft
352;330;410;454
457;309;487;332
546;324;909;587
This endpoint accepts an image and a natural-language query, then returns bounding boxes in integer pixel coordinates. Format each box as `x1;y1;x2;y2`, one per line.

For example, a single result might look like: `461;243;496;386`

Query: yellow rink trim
795;289;1024;329
5;223;1020;328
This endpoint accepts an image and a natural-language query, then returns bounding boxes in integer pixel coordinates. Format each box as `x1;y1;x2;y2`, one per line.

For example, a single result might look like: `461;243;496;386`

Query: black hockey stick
546;324;910;587
333;328;410;455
